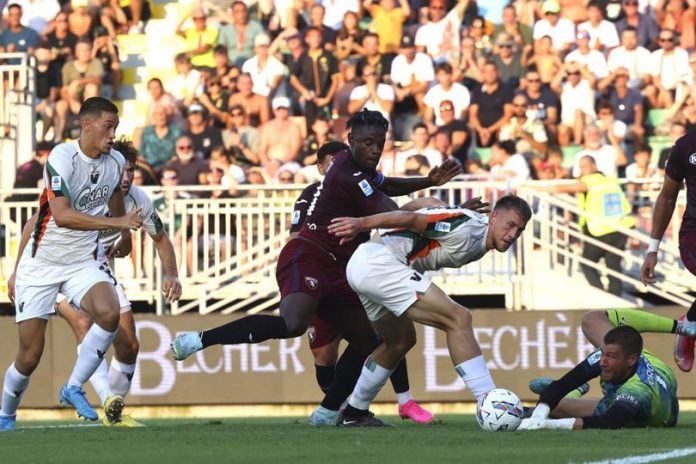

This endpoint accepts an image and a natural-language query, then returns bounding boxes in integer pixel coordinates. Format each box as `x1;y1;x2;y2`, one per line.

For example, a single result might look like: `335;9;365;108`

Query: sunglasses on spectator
615;73;629;78
430;5;445;10
527;77;541;82
544;11;558;15
440;105;454;111
659;36;674;42
208;81;221;87
177;145;193;150
513;103;527;107
567;71;580;75
162;175;178;180
193;16;206;21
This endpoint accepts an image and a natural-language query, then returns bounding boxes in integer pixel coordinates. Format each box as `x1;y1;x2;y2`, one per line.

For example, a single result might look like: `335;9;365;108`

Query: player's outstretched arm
640;175;681;285
151;230;182;303
329;210;428;244
7;213;38;303
379;159;462;197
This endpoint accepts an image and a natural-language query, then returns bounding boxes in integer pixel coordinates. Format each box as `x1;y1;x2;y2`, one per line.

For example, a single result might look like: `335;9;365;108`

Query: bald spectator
228;72;270;127
175;6;218;69
241;34;286;98
217;1;264;65
533;0;575;53
258;97;303;166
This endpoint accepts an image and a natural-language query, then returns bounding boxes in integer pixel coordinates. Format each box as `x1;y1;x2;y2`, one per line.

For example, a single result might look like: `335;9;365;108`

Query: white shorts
14;249;115;323
346;242;431;322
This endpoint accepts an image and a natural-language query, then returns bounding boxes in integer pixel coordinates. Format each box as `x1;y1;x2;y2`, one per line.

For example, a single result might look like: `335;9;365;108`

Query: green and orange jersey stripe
45;161;70;198
31;189;53;257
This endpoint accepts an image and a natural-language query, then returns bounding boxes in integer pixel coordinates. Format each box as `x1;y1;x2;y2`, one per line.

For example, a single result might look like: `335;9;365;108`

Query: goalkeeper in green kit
519;309;691;430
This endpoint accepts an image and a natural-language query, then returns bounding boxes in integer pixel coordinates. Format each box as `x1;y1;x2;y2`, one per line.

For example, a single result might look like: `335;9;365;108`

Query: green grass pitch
2;413;696;464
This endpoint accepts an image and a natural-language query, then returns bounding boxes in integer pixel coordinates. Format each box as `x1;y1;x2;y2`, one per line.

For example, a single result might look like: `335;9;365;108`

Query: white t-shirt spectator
491;153;531;188
572;145;621;178
499;117;548;144
565;49;609;79
577;20;620;50
423;83;471;126
349;83;395;122
649;48;691;90
390;52;435;87
533;18;576;51
607;46;652;83
242;55;287;97
318;0;360;30
394;148;443;174
414;8;462;62
169;69;203;102
625;162;658;181
560;79;596;126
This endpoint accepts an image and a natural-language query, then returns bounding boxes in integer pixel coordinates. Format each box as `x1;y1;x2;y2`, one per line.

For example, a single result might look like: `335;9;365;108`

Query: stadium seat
647;109;669;129
561;144;583;169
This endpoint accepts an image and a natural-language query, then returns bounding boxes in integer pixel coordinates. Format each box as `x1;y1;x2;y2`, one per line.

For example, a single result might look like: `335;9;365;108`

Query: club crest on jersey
305;276;319;290
689;153;696;165
434;221;451;232
90;164;100;184
51;175;62;190
358;179;374;197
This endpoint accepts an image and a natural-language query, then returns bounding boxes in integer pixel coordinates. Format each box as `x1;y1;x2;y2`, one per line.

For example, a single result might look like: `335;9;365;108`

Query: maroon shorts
276;238;376;349
679;229;696;276
307;314;338;349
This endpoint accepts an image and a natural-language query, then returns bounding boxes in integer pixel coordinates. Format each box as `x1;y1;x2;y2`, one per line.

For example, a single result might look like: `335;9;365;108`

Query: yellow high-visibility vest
579;173;637;236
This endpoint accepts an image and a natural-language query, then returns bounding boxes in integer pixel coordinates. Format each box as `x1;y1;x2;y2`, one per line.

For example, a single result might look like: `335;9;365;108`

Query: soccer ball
476;388;524;432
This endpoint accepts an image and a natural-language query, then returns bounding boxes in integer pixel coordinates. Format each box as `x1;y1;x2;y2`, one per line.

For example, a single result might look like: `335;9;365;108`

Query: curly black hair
345;108;389;133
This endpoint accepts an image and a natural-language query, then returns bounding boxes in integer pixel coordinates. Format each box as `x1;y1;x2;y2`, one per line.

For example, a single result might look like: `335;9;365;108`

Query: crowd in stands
2;0;696;194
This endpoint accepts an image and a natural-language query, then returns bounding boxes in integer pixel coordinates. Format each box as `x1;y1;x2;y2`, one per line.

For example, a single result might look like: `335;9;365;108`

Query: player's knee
74;315;94;341
91;305;120;331
284;318;309;338
389;332;416;357
15;351;41;375
448;305;473;331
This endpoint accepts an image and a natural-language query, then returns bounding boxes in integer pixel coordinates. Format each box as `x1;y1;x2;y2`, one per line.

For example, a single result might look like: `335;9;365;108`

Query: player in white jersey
13;140;182;427
327;195;532;426
0;98;143;432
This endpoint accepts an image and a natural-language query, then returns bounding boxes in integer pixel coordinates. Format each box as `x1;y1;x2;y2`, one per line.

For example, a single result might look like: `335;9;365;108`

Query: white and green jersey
373;206;489;274
100;185;164;253
31;140;125;264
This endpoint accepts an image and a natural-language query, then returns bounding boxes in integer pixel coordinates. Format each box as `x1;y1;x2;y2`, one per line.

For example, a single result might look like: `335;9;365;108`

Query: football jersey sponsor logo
305;276;319;290
51;176;62;190
689;153;696;165
615;393;639;406
291;210;301;225
434;221;451;232
358;179;374;197
75;186;110;211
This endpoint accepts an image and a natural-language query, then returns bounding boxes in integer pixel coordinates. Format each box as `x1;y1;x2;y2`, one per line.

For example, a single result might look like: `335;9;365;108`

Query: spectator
175;6;218;70
606;26;652;89
645;29;690;108
146;77;181;126
599;67;645;141
437;99;469;165
499;93;549;155
493;5;533;47
212;45;239;87
217;1;264;66
348;63;395;123
533;0;575;53
552;61;597;146
241;33;286;98
525;35;562;85
469;61;513;147
365;0;410;54
153;166;196;237
11;140;52;192
657;122;686;172
545;145;570;179
423;62;471;132
170;53;203;109
166;135;209;186
332;58;360;124
468;15;494;60
596;100;627;148
334;11;366;61
198;77;230;128
228;72;269;127
2;0;59;35
45;11;77;81
615;0;659;49
222;104;260;165
390;34;434;139
137;103;182;170
55;39;103;140
414;0;469;64
394;123;443;174
258;96;303;166
490;32;526;88
518;68;560;134
403;154;432;176
577;2;620;52
300;117;334;168
656;0;695;50
67;3;93;39
0;4;39;58
625;142;658;184
92;25;121;99
306;3;338;51
572;124;627;178
183;103;223;159
318;0;359;31
666;87;696;133
564;30;609;80
109;0;150;34
209;146;246;189
355;32;394;83
289;26;339;129
488;140;532;188
453;36;483;87
34;45;60;142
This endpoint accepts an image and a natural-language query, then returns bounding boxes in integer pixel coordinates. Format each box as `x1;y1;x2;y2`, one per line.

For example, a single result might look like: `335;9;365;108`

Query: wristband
647;238;661;254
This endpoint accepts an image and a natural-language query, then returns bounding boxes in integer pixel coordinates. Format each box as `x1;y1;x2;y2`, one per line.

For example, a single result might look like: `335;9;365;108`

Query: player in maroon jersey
171;109;460;424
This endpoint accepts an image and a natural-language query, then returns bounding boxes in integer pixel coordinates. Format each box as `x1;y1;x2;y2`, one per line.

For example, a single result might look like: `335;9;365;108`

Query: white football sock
89;358;111;405
395;391;412;406
455;355;496;401
348;358;394;411
1;363;30;417
109;359;135;398
67;324;116;388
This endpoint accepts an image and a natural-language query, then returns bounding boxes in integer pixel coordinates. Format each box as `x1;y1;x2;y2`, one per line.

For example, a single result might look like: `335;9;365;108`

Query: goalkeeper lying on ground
519;309;696;430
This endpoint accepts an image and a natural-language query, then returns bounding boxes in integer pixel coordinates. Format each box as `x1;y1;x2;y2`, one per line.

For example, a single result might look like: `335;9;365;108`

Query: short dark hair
78;97;118;121
161;166;180;177
175;53;191;64
363;32;379;43
622;25;637;34
493;195;532;222
634;143;652;155
7;3;21;12
346;108;389;133
113;138;138;165
604;325;643;357
435;62;453;74
148;77;163;87
317;141;349;162
213;45;228;55
494;139;516;155
412;122;428;133
597;100;614;113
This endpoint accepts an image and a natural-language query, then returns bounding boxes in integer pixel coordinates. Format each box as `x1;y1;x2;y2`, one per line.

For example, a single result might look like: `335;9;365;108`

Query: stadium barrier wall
2;307;690;408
